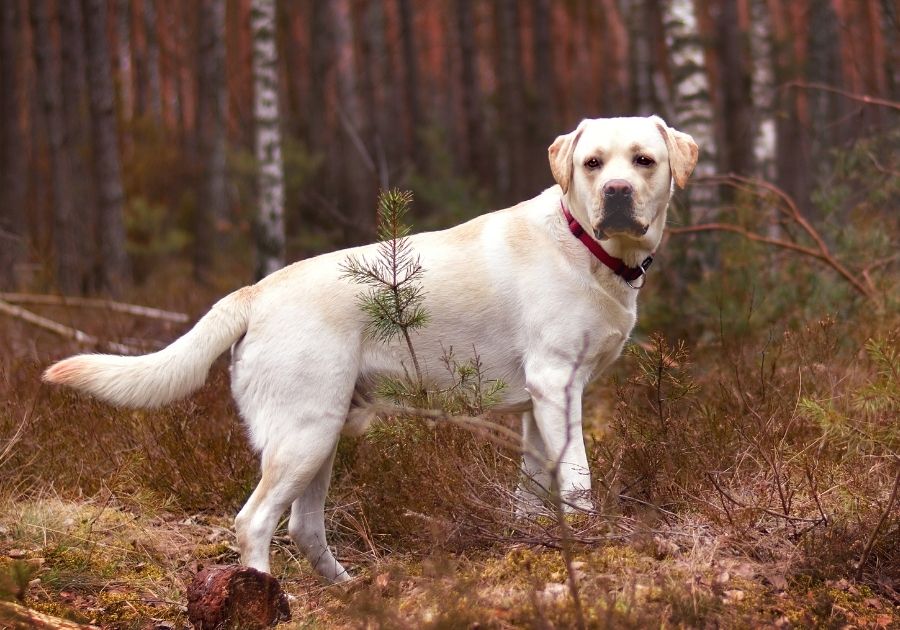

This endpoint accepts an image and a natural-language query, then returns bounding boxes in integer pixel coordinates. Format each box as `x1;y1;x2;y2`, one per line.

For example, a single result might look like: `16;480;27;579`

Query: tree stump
186;565;291;629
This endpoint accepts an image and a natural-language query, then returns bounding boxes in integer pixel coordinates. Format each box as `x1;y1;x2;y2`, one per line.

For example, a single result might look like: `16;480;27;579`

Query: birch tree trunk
30;0;82;294
82;0;130;294
195;0;228;280
0;0;27;289
662;0;717;215
251;0;285;278
748;0;776;181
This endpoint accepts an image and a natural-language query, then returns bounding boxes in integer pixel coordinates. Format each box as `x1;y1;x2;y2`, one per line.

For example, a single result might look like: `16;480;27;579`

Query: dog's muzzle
594;179;648;240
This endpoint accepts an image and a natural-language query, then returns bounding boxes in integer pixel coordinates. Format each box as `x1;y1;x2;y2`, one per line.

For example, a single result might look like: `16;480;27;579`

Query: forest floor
1;459;897;629
1;259;898;628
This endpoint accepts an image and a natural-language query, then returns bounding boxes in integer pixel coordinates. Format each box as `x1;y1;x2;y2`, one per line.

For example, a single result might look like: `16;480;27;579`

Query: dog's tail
42;286;255;408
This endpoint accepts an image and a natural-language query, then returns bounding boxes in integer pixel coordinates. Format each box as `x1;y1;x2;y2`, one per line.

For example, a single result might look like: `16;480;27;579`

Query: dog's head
549;116;698;247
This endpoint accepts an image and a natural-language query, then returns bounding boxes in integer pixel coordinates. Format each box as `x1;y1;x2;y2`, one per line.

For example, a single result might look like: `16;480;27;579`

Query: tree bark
663;0;718;215
195;0;229;281
455;0;487;179
0;0;27;290
362;0;392;187
496;0;527;202
767;0;813;217
116;0;134;130
82;0;131;294
143;0;162;123
186;564;291;630
599;0;630;114
59;0;95;290
398;0;423;164
30;0;82;294
713;0;755;176
330;0;375;242
251;0;286;279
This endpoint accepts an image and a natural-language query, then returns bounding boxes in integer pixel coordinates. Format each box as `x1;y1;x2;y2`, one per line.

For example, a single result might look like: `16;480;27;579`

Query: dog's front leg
525;361;593;513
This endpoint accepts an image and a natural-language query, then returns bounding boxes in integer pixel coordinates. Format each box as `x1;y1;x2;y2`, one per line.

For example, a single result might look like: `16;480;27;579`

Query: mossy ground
1;497;897;628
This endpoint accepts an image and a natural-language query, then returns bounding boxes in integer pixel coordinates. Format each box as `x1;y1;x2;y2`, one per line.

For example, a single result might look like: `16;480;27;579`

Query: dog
44;116;698;583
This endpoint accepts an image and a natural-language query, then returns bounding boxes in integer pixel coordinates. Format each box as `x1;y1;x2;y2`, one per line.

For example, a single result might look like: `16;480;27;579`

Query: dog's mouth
593;214;649;241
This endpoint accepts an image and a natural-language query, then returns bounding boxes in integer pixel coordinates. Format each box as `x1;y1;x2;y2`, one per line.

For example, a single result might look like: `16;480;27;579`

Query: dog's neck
597;232;659;269
560;193;665;272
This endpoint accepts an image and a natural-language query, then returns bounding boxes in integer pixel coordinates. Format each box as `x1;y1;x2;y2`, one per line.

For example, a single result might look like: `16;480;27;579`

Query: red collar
560;200;653;288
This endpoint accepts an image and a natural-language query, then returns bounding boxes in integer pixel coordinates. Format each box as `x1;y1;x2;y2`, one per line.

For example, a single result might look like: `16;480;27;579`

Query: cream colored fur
44;116;698;583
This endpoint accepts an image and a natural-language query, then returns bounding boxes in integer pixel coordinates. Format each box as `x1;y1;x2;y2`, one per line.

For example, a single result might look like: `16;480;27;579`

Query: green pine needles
340;189;429;386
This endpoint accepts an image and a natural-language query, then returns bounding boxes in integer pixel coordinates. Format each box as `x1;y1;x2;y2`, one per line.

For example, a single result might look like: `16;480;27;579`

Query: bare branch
0;298;138;354
0;293;189;322
667;174;879;301
782;80;900;111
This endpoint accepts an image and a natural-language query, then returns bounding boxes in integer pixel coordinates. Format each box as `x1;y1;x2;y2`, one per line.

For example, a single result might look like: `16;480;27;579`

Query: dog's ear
652;116;699;189
548;121;587;194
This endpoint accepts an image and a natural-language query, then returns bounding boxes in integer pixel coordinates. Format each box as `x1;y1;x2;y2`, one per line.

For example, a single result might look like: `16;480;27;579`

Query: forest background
0;0;898;628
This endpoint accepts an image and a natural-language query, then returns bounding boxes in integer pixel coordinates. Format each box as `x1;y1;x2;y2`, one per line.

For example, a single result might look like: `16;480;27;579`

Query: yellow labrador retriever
44;116;698;582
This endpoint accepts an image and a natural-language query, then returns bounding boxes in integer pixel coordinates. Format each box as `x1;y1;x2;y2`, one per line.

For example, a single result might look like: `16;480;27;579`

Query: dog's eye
634;155;655;167
585;158;602;169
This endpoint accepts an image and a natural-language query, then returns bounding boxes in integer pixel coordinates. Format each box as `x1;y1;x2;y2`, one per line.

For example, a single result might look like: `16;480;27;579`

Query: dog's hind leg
234;421;342;575
287;444;349;582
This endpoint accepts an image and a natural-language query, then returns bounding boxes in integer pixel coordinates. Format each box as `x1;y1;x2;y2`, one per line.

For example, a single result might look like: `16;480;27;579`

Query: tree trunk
59;0;95;290
398;0;422;164
143;0;162;123
0;0;27;290
251;0;286;279
30;0;82;294
663;0;718;216
767;0;813;217
496;0;527;202
455;0;487;179
599;0;630;114
195;0;229;281
748;0;776;181
330;0;375;242
713;0;755;177
82;0;131;294
116;0;134;132
362;0;391;187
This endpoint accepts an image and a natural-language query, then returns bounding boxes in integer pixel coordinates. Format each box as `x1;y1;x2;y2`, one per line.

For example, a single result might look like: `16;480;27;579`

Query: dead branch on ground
0;298;139;354
0;293;189;322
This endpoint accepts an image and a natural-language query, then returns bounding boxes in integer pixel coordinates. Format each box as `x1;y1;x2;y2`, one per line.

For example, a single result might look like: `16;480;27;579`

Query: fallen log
186;564;291;629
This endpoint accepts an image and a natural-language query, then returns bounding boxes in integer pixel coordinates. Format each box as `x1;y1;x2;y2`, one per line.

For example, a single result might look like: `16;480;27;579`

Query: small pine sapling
340;189;429;391
341;190;506;420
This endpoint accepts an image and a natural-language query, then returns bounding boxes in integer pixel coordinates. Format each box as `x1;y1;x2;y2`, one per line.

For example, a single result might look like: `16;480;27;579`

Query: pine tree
340;189;428;387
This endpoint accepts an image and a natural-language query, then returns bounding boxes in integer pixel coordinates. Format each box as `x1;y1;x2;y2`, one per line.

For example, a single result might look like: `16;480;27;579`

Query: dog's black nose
603;179;633;198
